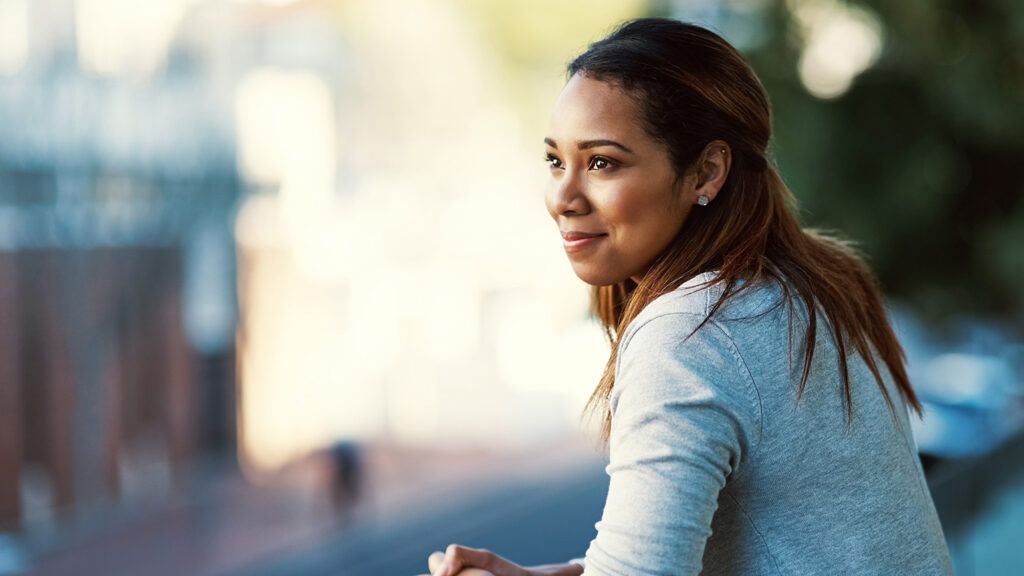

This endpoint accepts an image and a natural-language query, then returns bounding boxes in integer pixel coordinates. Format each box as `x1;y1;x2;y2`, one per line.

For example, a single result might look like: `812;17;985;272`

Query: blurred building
0;0;247;536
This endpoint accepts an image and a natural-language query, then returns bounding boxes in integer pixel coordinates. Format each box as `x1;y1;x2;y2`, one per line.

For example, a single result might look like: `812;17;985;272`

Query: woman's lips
561;231;607;253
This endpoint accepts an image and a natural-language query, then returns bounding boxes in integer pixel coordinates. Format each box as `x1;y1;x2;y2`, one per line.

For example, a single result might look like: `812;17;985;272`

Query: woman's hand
414;544;584;576
420;544;530;576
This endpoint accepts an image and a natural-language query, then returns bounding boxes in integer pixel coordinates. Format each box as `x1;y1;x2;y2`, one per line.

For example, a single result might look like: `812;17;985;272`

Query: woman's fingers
429;544;518;576
430;544;485;576
447;544;496;573
428;551;446;574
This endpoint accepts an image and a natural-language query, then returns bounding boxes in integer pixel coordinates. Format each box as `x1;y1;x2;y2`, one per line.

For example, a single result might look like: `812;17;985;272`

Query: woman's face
543;74;694;286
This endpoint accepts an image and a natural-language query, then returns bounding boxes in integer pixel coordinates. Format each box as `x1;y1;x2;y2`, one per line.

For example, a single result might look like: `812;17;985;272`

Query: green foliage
749;0;1024;328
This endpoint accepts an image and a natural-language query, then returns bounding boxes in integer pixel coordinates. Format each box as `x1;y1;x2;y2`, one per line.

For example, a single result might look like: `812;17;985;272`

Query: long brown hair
569;19;922;448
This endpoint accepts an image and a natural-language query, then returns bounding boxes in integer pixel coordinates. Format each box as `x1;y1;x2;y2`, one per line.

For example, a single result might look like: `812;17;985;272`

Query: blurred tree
745;0;1024;331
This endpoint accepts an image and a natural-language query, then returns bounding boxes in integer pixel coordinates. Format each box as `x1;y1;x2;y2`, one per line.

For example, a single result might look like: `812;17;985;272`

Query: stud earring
697;195;710;206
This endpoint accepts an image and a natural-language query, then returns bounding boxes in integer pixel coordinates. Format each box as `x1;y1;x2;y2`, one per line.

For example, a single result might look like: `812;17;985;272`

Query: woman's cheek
604;184;659;227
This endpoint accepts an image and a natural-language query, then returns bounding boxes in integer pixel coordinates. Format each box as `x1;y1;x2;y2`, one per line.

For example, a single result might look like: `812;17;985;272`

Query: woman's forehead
546;74;648;146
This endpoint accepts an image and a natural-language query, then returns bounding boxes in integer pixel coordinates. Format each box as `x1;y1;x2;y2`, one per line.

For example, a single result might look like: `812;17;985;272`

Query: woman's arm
425;314;759;576
582;312;760;576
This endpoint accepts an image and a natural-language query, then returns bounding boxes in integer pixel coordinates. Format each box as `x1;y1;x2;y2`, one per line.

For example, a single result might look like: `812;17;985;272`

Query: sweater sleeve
582;313;761;576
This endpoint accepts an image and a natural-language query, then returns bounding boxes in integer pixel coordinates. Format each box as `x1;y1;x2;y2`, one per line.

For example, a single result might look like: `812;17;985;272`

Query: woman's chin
570;264;626;287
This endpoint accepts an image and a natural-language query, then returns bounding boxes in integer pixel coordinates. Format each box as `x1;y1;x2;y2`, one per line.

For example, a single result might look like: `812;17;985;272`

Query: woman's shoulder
631;271;720;325
613;272;763;427
618;272;721;355
627;272;790;340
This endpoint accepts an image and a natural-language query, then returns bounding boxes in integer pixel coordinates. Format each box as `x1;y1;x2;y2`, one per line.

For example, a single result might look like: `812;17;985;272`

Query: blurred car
892;305;1024;458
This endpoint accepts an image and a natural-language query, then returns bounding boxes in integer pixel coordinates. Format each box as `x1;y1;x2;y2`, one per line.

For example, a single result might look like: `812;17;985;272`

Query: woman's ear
693;140;731;205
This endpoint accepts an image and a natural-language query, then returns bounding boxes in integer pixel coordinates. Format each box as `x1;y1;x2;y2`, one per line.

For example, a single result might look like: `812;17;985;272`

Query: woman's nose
546;170;589;218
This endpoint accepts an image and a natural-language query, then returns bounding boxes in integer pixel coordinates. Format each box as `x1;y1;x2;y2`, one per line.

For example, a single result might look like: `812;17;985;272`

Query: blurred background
0;0;1021;574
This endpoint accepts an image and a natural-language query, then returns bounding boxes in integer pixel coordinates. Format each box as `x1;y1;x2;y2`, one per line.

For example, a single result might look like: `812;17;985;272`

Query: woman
424;18;952;576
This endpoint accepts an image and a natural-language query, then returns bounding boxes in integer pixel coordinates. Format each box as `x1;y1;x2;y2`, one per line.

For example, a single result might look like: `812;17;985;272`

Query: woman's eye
589;157;612;170
545;154;563;169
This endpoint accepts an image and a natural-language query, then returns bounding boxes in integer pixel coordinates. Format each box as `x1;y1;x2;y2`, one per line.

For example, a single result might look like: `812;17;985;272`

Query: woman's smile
561;230;608;253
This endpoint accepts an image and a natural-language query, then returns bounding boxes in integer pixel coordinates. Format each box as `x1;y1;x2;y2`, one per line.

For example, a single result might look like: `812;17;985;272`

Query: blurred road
227;458;607;576
24;436;607;576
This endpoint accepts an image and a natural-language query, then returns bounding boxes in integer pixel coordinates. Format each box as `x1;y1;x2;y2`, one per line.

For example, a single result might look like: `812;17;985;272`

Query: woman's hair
570;18;922;447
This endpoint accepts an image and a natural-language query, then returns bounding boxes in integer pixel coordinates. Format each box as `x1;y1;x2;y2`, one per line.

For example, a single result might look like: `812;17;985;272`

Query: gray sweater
574;272;952;575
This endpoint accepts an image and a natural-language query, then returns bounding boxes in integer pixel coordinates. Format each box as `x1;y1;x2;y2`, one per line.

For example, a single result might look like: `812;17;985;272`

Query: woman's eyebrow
543;137;634;155
578;139;634;154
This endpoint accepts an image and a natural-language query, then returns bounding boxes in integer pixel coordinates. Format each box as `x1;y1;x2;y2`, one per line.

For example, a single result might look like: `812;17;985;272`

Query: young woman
424;18;953;576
